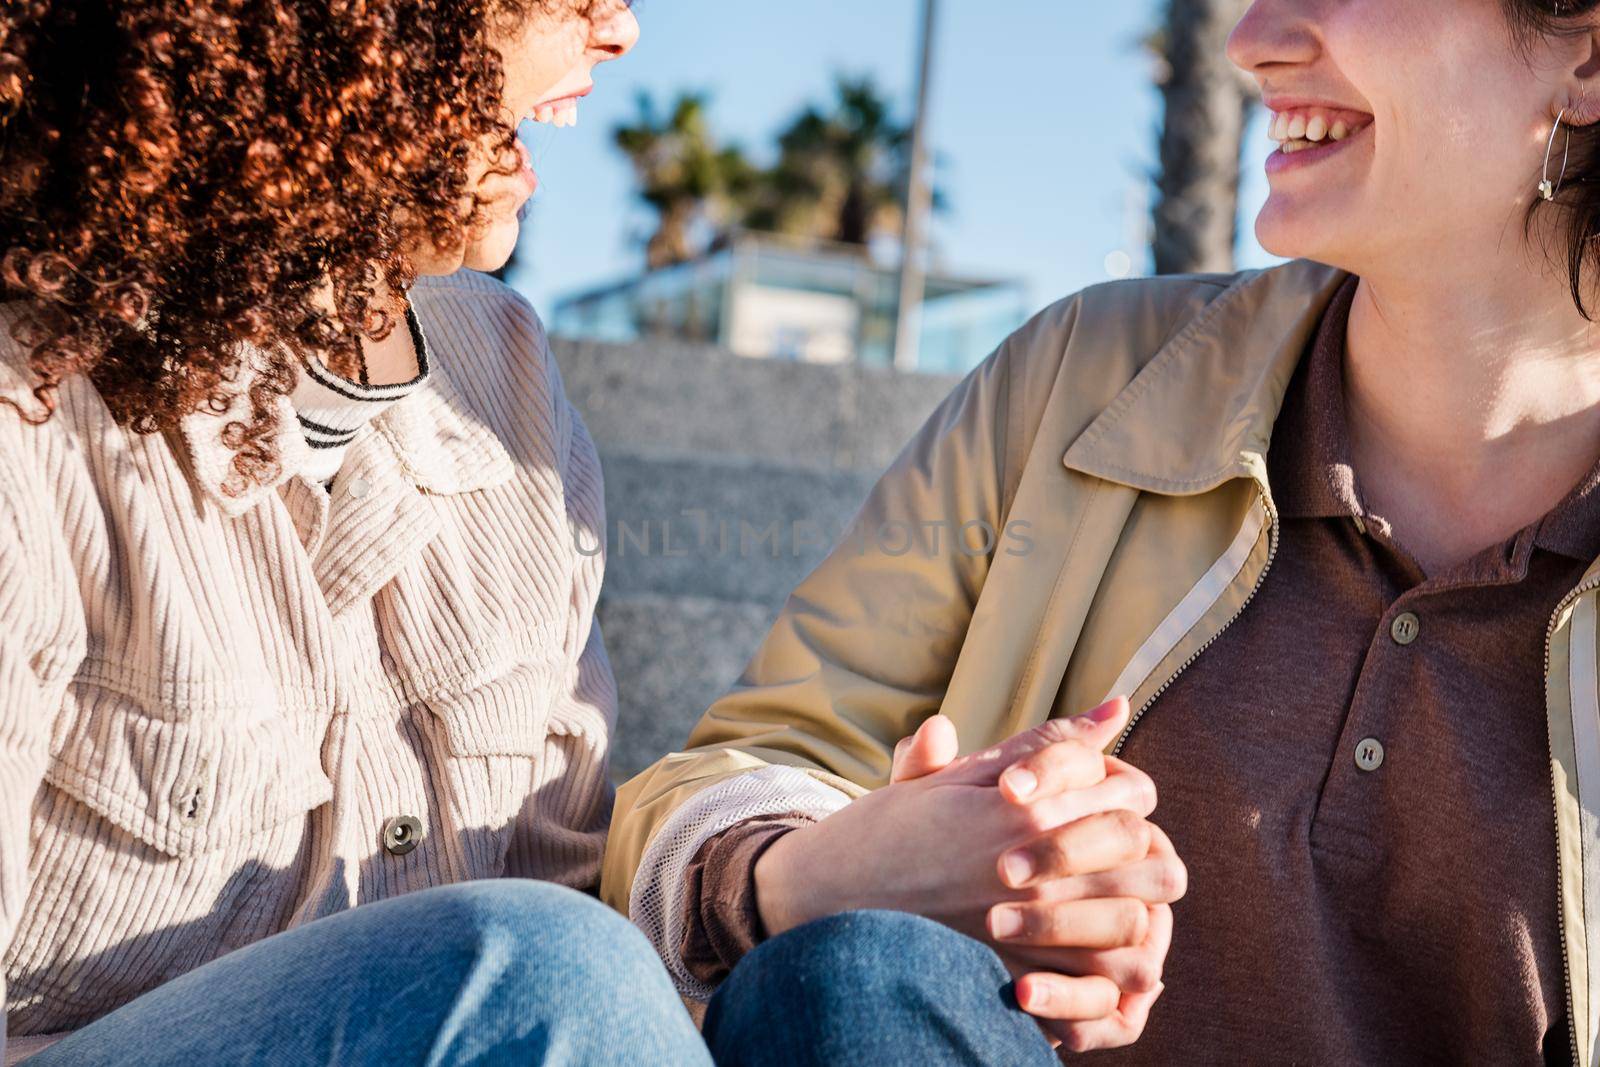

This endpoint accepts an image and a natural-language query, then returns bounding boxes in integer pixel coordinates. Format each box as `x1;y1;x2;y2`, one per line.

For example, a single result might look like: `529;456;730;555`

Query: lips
1264;121;1370;177
525;84;592;128
514;138;537;197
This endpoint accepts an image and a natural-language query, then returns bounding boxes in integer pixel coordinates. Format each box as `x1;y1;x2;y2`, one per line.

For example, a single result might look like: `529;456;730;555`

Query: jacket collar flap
1063;260;1350;496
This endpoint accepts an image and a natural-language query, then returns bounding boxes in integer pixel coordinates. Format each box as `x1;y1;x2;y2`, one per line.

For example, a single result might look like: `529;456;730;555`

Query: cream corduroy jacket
0;270;613;1059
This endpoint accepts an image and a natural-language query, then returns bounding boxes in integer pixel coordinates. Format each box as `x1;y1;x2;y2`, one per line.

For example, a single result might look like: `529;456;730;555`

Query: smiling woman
598;0;1600;1064
0;1;727;1065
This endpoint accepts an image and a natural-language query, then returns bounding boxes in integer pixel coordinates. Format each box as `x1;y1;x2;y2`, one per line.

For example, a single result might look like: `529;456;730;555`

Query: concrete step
554;335;960;474
598;592;779;782
594;450;877;606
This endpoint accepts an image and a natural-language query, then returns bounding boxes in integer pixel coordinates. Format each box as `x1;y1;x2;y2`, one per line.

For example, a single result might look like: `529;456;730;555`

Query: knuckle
1035;720;1075;745
1116;900;1149;943
1046;829;1080;873
1131;773;1159;813
1061;1027;1098;1054
1156;857;1189;901
1123;951;1164;994
1109;809;1150;849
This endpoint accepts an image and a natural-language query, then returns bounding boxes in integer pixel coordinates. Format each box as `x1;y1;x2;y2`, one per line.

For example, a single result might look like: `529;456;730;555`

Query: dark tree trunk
1151;0;1255;275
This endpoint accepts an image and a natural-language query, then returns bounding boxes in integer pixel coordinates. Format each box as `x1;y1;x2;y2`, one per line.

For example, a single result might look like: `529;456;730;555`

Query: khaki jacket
602;260;1598;1065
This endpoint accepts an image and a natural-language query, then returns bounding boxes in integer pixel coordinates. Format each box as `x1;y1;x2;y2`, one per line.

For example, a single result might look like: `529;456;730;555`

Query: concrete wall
551;334;963;782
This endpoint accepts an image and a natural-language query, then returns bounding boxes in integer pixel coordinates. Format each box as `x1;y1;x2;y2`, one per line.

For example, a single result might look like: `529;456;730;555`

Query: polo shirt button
382;814;424;856
1355;737;1386;772
347;477;372;500
1390;612;1420;646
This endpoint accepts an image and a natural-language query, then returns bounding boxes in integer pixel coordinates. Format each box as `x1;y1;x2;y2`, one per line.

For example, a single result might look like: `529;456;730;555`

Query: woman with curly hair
0;1;720;1063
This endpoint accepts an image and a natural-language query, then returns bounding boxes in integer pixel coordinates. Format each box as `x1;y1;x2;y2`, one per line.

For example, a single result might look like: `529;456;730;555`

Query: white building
551;232;1028;376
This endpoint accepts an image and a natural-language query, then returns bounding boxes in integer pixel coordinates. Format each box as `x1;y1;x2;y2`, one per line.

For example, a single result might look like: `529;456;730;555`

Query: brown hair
1505;0;1600;316
0;0;559;496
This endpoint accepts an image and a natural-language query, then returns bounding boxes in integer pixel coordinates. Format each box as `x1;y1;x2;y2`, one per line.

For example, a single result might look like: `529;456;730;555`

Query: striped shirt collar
176;280;515;517
290;304;432;465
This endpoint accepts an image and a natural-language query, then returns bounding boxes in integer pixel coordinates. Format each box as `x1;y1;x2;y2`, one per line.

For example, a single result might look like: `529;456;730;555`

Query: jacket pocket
43;680;333;859
414;660;558;877
422;660;558;759
7;682;334;1031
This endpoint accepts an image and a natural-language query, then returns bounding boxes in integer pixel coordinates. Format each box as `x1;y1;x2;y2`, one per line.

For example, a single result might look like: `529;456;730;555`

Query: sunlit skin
1231;0;1600;575
755;698;1188;1054
362;0;638;383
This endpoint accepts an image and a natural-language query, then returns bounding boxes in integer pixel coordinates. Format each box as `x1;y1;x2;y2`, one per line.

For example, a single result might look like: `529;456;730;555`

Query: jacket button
347;477;372;500
382;815;424;856
1390;612;1420;646
1354;738;1385;772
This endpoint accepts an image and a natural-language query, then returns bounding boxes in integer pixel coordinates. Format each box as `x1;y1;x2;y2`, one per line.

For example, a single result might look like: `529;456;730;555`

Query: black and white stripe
291;304;433;476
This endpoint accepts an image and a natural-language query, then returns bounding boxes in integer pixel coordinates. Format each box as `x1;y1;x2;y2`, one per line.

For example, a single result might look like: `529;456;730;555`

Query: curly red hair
0;0;569;496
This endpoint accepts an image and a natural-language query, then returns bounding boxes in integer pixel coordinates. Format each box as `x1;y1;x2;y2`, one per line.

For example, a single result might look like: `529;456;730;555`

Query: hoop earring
1542;108;1571;201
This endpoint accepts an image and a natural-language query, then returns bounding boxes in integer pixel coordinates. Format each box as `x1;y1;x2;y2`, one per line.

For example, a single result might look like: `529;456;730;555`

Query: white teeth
1268;109;1366;149
531;101;580;128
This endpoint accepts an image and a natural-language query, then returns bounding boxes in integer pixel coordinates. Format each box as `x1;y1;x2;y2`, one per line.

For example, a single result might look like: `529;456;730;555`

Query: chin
1254;197;1338;266
462;219;523;274
1253;185;1377;272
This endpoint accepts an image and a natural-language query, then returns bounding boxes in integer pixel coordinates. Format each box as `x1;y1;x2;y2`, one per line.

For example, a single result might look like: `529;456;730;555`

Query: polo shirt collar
1269;275;1600;567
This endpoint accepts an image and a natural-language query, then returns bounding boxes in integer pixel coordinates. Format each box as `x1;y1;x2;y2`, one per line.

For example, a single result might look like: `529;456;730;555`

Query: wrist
753;820;817;938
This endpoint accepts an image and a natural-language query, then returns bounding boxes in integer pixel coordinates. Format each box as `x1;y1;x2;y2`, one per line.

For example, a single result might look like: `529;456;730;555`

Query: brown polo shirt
681;279;1588;1066
1115;277;1584;1064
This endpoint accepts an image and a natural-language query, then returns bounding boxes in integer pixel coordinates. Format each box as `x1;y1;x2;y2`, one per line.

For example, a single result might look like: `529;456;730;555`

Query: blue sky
510;0;1278;318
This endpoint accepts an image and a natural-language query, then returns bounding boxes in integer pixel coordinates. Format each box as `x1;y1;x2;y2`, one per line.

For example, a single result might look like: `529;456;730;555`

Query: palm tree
745;78;922;249
1149;0;1257;274
613;92;755;269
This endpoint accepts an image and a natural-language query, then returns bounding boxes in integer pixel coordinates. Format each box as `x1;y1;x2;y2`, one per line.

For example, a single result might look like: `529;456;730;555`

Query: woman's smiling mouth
1263;102;1374;174
525;84;593;128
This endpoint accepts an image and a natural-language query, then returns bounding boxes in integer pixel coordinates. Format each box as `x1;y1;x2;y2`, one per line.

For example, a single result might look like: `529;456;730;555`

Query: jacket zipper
1542;576;1597;1067
1112;484;1280;757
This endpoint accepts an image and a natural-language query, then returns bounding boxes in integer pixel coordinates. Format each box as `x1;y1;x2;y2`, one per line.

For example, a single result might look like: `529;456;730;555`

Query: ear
1561;26;1600;127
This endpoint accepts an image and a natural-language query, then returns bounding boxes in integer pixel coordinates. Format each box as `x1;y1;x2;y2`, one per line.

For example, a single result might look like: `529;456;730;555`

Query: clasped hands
752;696;1186;1054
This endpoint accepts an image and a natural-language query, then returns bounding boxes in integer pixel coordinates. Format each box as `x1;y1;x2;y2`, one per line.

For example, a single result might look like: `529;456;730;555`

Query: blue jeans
704;910;1060;1066
27;881;711;1067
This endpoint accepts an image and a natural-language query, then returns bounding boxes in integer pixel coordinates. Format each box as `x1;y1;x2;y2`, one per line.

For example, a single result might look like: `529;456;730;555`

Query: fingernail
1026;981;1051;1011
1003;767;1037;798
1001;849;1035;887
990;905;1024;939
1080;696;1126;725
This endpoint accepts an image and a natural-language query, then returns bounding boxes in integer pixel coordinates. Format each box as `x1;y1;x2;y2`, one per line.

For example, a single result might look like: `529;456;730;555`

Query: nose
1227;0;1320;78
591;2;640;61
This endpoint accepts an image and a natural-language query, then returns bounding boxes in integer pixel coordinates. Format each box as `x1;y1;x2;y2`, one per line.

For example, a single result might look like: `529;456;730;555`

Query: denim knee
704;909;1045;1066
735;908;1011;997
405;881;709;1065
413;879;667;993
710;908;998;1036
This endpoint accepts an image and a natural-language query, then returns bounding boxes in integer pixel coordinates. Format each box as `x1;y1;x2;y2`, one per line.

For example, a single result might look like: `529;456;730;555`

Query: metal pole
892;0;938;373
